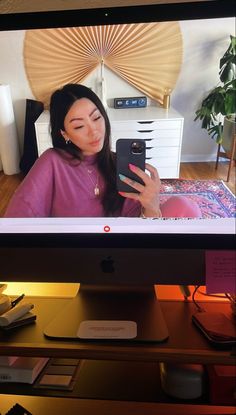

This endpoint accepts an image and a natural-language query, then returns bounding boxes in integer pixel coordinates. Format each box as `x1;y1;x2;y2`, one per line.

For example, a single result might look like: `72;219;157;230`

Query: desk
0;297;235;364
0;297;235;412
0;395;235;415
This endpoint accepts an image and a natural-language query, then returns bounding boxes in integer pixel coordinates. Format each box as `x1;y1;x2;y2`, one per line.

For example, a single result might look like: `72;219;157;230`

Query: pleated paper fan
24;22;183;107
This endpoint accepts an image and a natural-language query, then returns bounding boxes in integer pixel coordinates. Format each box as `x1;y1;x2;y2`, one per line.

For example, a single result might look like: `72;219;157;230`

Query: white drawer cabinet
109;107;184;178
34;106;184;178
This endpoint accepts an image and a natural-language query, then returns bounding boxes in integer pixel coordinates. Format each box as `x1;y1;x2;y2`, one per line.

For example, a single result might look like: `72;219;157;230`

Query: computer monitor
0;1;235;341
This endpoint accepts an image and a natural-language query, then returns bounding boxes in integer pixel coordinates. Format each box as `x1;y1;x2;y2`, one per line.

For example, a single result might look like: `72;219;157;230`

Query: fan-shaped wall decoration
24;22;183;107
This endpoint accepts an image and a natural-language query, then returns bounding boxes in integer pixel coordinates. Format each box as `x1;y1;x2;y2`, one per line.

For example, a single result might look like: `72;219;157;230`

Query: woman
4;83;201;218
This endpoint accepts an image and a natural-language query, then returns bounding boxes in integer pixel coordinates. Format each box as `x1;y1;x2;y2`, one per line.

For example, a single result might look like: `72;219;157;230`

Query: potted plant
194;35;236;151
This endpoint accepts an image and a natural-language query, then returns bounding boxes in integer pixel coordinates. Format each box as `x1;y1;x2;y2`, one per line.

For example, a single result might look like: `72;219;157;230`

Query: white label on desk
77;320;137;339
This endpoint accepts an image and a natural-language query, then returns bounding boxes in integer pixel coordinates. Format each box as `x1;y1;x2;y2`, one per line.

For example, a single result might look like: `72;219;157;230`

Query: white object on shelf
0;302;34;327
0;84;20;175
0;356;49;384
0;294;11;315
159;362;206;399
34;106;184;178
34;110;52;156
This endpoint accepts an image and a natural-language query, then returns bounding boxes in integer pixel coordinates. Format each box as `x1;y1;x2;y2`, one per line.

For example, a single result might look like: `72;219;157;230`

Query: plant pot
222;114;236;159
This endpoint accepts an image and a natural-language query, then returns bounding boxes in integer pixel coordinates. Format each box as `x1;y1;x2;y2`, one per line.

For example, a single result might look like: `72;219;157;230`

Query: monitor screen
0;1;235;341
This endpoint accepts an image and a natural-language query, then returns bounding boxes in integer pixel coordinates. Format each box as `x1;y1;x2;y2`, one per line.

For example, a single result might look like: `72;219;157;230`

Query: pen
11;293;25;308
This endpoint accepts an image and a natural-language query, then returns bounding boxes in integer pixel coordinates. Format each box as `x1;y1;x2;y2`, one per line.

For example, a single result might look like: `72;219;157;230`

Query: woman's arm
4;150;55;217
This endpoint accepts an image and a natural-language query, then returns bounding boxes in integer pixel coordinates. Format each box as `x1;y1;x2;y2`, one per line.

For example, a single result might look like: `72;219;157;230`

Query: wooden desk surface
0;297;235;365
0;394;235;415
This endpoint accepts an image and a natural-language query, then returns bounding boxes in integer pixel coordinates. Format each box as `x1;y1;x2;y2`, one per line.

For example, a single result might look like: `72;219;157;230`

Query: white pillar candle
0;84;20;174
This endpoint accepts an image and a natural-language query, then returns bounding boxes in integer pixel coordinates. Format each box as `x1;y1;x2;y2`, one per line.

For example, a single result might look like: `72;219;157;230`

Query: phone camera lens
131;141;144;154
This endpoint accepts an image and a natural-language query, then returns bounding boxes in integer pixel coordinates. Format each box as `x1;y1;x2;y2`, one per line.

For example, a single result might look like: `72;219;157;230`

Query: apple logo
100;256;115;273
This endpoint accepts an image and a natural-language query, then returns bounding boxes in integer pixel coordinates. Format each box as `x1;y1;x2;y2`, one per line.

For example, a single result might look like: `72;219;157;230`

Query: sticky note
205;250;236;294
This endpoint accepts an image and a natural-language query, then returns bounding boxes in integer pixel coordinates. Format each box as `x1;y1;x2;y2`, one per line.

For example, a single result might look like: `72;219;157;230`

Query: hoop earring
65;138;71;145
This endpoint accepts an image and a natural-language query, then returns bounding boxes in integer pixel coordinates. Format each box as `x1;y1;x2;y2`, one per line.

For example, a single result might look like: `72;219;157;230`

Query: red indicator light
104;225;111;233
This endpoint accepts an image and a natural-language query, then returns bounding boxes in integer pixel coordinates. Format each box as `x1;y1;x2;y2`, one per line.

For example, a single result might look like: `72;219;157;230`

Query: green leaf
208;123;223;143
194;35;235;143
225;91;236;114
210;89;225;114
220;63;235;83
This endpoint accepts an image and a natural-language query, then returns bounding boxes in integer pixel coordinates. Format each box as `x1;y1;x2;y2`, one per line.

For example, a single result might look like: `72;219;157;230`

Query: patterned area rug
160;179;235;218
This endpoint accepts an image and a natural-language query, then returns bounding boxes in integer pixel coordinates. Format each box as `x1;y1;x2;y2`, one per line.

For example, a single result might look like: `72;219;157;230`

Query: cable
192;286;236;314
197;288;229;299
192;285;205;312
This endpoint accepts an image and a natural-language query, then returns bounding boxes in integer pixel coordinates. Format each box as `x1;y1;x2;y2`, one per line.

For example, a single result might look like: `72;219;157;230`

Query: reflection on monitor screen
0;2;235;341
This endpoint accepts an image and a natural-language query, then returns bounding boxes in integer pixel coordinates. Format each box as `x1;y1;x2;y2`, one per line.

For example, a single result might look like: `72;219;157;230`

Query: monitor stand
44;284;169;342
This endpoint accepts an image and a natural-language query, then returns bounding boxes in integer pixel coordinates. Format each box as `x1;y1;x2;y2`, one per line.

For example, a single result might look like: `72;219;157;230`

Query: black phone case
116;139;146;193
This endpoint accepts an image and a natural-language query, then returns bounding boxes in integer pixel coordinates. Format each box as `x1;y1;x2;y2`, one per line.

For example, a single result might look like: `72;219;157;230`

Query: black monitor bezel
0;1;235;31
0;232;235;250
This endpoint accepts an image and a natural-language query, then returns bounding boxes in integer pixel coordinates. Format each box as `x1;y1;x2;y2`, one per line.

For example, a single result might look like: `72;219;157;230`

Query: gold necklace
87;168;100;196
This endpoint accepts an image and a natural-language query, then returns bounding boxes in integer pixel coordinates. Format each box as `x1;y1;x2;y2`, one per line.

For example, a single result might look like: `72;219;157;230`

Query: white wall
173;17;235;161
0;30;33;154
0;17;235;161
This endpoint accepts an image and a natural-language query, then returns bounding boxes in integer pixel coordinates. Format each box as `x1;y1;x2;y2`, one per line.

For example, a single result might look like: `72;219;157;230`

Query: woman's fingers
118;190;140;200
118;163;161;217
145;163;160;183
118;163;160;196
118;173;144;193
128;163;149;184
129;163;160;186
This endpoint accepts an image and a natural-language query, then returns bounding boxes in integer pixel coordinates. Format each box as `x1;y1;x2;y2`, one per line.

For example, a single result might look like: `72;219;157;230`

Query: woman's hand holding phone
119;163;161;218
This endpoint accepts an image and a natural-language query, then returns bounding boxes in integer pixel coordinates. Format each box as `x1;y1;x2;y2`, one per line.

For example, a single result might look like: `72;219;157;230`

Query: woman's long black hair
49;83;124;216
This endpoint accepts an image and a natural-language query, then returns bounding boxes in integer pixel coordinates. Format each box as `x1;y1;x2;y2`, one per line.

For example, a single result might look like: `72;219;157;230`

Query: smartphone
116;139;146;193
192;311;236;346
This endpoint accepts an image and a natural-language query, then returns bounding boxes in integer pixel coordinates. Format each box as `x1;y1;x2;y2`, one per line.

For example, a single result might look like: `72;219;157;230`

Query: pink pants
160;195;202;218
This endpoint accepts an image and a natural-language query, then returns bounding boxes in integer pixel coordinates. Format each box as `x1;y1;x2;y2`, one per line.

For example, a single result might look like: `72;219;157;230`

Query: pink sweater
4;149;141;218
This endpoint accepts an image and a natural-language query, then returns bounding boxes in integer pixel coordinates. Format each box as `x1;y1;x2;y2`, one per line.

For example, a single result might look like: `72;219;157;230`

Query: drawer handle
137;130;153;133
138;121;154;124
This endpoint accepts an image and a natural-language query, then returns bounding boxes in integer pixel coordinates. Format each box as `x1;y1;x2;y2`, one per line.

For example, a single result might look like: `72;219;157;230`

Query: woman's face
61;97;106;156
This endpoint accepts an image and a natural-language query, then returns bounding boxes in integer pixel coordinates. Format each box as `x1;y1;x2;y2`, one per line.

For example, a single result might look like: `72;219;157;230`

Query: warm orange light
3;283;229;303
3;282;79;298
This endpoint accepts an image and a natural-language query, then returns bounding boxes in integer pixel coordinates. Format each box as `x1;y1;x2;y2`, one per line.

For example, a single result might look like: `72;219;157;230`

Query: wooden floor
0;161;235;217
180;161;235;194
